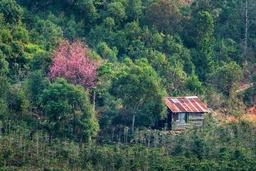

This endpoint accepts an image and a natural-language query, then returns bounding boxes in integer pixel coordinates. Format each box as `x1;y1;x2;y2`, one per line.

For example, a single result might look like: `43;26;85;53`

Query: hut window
178;113;186;123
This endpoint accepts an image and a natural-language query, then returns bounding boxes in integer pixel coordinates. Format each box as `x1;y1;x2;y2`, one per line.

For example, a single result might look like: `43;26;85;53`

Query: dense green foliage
0;0;256;170
40;78;99;141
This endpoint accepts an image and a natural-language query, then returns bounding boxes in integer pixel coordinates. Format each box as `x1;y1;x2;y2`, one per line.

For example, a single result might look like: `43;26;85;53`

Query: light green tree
111;58;166;131
96;42;118;62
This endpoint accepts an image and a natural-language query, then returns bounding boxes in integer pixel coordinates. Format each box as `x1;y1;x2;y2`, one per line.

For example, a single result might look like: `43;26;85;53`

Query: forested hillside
0;0;256;170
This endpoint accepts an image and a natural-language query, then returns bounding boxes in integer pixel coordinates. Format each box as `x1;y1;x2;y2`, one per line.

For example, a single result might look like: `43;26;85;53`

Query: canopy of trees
0;0;255;169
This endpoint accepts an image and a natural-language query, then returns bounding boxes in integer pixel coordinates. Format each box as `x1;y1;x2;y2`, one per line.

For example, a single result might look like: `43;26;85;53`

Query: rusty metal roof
165;96;209;113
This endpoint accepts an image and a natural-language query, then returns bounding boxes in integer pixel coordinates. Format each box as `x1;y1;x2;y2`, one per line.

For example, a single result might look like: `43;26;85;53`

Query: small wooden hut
157;96;209;130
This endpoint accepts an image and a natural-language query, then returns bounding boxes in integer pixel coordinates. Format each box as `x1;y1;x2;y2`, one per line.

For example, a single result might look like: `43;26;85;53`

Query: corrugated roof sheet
165;96;209;113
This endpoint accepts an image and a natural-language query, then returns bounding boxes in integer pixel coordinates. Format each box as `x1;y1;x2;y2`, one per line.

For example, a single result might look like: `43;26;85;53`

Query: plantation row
1;117;256;170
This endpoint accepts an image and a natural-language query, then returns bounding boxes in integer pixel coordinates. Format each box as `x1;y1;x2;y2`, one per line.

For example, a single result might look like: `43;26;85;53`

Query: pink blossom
49;40;99;89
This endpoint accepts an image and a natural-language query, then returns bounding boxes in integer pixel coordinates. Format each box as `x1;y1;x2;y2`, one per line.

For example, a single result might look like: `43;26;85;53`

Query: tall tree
145;0;181;34
190;11;215;81
111;58;166;131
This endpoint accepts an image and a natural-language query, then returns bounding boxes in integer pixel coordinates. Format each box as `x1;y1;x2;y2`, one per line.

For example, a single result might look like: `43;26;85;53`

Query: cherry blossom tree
49;40;99;89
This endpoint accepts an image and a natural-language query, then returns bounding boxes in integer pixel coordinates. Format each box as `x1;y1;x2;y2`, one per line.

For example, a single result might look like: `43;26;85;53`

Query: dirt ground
213;105;256;124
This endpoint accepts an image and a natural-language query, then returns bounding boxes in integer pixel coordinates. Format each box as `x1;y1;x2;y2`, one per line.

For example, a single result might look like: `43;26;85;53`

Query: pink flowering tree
49;40;99;90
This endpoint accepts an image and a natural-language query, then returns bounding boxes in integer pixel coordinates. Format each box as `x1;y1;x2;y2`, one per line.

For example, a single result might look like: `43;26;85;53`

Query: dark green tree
210;61;242;97
12;26;29;44
106;2;126;27
31;17;63;50
145;49;187;95
213;38;242;65
94;62;119;129
23;70;49;113
0;29;12;44
191;11;215;81
185;73;204;94
243;73;256;107
126;0;143;22
40;78;99;141
145;0;181;34
0;0;22;24
73;0;99;24
29;51;52;74
0;50;9;115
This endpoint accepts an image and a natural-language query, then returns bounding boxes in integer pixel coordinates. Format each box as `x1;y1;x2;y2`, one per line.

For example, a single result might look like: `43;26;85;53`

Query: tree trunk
93;91;96;112
132;113;135;132
243;0;248;56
